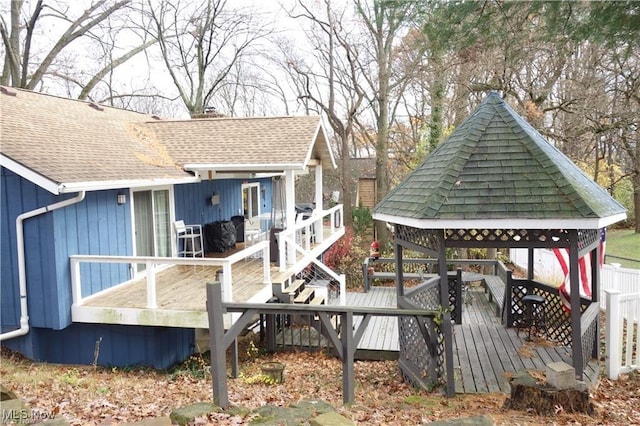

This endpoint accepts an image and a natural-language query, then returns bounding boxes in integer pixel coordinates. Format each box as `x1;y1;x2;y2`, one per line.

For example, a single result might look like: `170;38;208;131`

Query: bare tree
283;0;368;226
1;0;133;89
144;0;272;116
350;0;421;248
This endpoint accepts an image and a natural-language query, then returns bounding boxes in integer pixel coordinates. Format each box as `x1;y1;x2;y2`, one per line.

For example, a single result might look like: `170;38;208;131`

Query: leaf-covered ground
1;344;639;425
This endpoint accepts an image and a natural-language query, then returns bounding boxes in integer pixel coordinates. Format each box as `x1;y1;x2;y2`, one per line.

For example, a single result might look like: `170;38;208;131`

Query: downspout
0;191;86;341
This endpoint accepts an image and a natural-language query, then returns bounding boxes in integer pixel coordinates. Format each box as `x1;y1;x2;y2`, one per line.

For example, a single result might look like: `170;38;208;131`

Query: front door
242;183;260;220
133;189;171;272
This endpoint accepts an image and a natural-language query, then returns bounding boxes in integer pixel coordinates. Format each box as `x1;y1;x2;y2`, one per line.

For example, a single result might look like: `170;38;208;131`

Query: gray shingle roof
373;93;626;229
144;115;332;171
0;87;189;187
0;87;334;193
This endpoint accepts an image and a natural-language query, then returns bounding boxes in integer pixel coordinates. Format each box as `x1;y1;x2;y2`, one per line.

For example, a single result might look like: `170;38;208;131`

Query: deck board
354;285;599;394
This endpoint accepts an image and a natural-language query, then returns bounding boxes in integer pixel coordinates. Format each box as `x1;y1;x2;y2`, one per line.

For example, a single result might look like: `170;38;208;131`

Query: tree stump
503;370;594;416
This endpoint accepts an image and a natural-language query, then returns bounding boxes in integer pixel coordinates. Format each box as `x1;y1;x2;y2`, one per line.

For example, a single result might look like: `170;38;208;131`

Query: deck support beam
207;281;228;408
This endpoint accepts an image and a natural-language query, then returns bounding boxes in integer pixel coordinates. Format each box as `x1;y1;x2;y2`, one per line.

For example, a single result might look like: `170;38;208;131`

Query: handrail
70;241;270;308
363;257;501;291
277;204;344;270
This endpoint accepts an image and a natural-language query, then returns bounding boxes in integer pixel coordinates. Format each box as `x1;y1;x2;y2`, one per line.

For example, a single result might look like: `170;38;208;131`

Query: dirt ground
1;344;639;425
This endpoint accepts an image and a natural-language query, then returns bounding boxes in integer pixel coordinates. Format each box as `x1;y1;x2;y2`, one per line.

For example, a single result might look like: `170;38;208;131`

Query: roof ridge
0;85;152;118
144;114;321;124
418;101;499;218
494;98;610;217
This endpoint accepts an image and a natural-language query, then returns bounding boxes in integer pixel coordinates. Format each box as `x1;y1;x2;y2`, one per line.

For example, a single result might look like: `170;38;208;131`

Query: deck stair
282;279;305;301
293;287;315;304
272;272;325;306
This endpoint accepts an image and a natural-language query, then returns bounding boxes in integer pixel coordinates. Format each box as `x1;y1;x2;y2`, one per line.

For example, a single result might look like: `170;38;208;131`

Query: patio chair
245;217;263;247
175;220;204;257
296;210;316;243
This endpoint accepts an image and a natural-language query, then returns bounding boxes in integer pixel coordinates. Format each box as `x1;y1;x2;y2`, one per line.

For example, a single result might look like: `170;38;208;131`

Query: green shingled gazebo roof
373;93;626;230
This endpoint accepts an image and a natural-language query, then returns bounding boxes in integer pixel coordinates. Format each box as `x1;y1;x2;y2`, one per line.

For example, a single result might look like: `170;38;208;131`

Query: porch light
117;192;127;205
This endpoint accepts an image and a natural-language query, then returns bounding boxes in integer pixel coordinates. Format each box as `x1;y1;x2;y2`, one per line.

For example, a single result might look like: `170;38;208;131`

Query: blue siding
52;190;132;328
1;168;59;330
175;178;273;225
1;169;21;328
1;169;133;332
2;168;272;368
4;325;194;369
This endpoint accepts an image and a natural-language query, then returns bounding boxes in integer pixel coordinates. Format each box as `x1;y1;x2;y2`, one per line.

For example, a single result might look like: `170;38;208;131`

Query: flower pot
260;362;285;384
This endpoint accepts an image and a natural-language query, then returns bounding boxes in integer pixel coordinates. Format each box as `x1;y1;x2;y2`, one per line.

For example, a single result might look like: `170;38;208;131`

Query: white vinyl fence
605;290;640;379
510;248;640;379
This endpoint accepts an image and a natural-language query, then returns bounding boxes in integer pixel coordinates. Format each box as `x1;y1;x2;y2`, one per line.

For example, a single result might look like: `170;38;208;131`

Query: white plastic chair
175;220;203;257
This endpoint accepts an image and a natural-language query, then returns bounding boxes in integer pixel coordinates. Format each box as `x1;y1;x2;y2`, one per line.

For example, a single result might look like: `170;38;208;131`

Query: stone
504;369;594;415
250;404;313;425
33;418;71;426
170;402;219;426
0;399;30;424
308;411;355;426
289;400;336;415
0;385;17;401
546;362;576;390
429;416;495;425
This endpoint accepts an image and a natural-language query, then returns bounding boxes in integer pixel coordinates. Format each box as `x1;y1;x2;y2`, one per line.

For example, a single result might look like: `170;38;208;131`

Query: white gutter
0;191;86;341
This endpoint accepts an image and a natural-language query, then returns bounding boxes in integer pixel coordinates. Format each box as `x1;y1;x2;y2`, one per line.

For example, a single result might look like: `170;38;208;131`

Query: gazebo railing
398;277;450;394
504;278;591;346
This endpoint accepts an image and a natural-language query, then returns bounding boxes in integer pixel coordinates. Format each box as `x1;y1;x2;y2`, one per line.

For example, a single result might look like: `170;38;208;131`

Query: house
0;86;345;368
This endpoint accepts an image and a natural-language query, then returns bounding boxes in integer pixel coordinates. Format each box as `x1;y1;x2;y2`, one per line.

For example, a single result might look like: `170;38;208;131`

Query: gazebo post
592;237;602;359
395;242;404;297
438;232;455;397
569;230;584;379
527;248;535;280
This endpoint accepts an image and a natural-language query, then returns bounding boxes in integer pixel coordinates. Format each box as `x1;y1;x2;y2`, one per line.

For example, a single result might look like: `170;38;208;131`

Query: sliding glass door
133;189;171;272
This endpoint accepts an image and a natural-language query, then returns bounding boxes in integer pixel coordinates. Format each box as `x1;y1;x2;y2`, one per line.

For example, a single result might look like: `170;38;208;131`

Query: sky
0;0;316;117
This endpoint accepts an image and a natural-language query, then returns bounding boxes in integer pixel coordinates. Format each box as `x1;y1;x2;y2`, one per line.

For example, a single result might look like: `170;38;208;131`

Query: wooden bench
484;275;505;317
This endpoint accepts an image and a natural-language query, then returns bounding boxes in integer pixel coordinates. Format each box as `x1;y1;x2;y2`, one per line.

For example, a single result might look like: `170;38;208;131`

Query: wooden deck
340;284;599;394
343;287;398;358
82;260;271;311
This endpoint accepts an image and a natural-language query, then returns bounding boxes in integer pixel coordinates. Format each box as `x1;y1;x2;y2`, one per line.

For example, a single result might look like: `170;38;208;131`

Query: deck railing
276;204;343;270
605;290;640;379
70;240;271;308
362;257;500;292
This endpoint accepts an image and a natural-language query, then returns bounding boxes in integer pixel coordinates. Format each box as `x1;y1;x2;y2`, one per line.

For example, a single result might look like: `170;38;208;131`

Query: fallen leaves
1;345;640;425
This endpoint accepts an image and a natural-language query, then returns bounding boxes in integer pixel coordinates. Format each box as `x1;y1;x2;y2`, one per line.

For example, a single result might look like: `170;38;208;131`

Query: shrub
323;227;369;289
351;204;373;236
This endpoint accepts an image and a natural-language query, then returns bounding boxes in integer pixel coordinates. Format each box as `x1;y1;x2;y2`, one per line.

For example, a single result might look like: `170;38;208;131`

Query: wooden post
438;233;456;397
455;268;462;324
605;290;621;380
527;248;535;280
503;270;513;326
569;231;584;379
230;339;239;378
207;282;228;408
146;262;157;308
591;245;600;359
342;311;355;404
396;243;404;297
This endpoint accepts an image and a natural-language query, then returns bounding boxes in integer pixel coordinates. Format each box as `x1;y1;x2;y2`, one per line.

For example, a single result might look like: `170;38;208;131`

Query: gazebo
373;92;627;395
